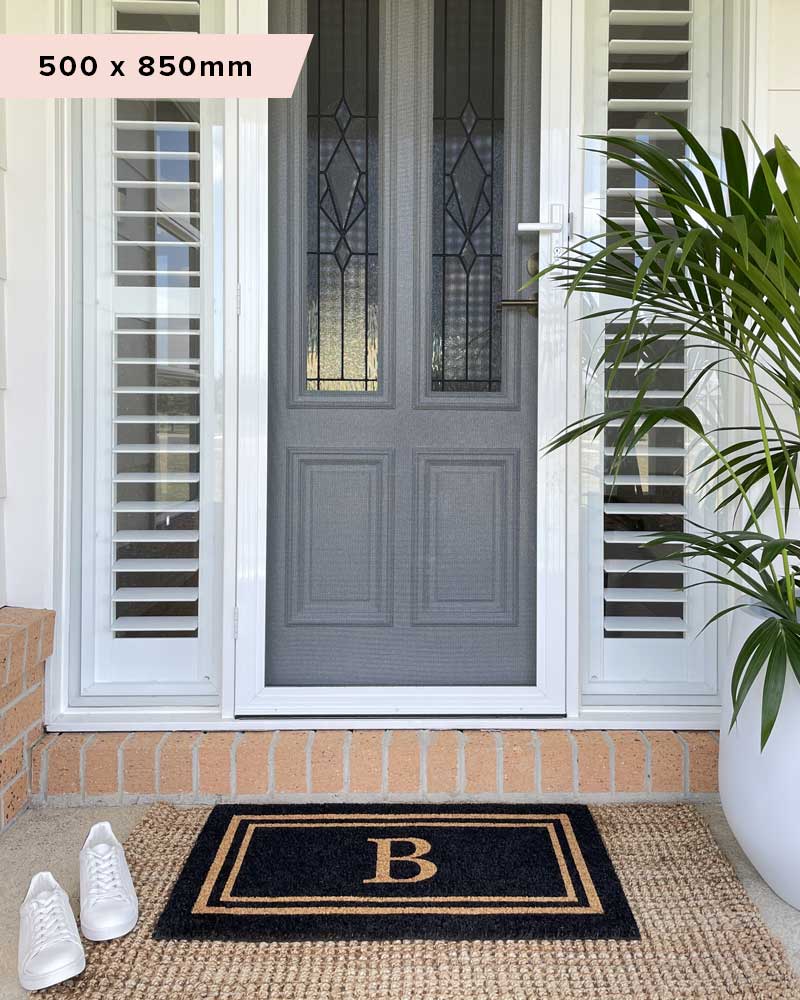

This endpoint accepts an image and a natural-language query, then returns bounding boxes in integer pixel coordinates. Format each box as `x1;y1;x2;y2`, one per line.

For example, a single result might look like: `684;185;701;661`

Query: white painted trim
219;105;239;721
533;0;573;715
241;687;566;718
47;705;722;731
714;0;768;673
231;79;269;712
45;0;75;725
218;0;242;722
725;0;769;152
228;0;271;725
564;0;586;721
577;0;607;710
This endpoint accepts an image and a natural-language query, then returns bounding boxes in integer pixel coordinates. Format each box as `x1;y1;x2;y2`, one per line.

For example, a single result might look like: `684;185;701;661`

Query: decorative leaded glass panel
432;0;505;393
306;0;380;392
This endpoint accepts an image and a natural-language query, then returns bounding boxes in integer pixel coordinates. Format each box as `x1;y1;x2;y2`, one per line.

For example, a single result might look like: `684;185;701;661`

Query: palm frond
527;121;800;747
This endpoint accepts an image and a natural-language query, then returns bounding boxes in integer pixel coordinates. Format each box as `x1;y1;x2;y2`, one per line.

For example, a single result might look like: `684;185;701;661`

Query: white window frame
577;0;726;706
66;0;232;704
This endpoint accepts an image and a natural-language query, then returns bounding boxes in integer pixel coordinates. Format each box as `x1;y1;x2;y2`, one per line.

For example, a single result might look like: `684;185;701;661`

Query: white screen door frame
234;0;572;717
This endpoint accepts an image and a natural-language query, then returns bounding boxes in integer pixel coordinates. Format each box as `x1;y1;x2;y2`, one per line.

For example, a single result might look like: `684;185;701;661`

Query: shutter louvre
110;0;202;637
602;0;694;641
112;616;200;632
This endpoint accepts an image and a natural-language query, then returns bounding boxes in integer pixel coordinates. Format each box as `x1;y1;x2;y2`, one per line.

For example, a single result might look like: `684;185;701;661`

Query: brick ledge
29;729;719;806
0;608;56;829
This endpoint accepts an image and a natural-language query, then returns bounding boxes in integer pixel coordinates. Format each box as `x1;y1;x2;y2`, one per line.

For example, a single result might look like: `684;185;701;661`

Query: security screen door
235;0;570;716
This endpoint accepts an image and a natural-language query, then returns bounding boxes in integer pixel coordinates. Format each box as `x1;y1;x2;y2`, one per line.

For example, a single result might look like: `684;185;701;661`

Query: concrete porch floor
0;803;798;998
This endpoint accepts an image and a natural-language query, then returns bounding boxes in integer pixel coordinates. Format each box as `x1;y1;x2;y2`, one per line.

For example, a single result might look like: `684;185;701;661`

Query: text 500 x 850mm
39;55;253;78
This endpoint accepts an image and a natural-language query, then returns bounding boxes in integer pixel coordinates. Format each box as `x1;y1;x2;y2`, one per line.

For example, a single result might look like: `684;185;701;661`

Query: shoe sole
80;909;138;942
19;952;86;991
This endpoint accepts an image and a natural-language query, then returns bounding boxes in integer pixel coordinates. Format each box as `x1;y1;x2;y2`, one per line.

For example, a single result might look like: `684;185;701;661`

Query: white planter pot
719;606;800;910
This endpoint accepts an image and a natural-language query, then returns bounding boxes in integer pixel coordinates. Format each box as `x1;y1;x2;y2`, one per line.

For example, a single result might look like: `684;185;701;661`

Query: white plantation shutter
583;0;722;699
79;0;222;697
112;0;200;31
602;322;688;640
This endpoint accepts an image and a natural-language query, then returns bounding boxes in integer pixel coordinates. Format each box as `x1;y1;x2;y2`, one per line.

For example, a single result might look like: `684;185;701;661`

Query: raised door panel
286;449;394;625
413;450;519;625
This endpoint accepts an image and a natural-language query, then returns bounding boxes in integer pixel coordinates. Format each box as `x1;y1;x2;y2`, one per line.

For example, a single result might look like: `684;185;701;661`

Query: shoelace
30;897;75;957
86;851;128;904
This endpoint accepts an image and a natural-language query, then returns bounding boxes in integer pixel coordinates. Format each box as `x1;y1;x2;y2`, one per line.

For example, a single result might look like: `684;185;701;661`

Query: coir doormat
154;803;638;941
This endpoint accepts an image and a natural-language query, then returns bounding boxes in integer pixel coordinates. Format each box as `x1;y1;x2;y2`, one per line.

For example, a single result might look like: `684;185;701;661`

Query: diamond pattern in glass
432;0;506;393
306;0;380;393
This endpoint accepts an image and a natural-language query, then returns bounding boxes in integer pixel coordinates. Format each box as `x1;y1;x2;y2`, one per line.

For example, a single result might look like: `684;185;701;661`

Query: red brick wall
31;728;719;803
0;608;55;829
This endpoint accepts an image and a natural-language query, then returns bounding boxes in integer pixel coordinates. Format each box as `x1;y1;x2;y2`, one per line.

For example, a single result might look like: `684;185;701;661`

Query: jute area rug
42;802;799;999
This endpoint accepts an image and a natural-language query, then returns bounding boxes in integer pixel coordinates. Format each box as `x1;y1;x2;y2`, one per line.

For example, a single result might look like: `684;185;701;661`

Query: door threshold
48;707;722;732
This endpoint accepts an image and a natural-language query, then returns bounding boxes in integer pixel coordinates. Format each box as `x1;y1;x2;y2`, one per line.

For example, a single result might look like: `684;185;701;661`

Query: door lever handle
517;221;562;234
517;204;566;238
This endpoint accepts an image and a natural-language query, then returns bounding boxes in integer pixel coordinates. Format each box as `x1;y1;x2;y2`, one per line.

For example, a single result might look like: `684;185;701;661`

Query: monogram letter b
363;837;438;883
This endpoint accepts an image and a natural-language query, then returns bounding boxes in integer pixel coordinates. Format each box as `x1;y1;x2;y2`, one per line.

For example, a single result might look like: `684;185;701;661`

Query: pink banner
0;34;312;97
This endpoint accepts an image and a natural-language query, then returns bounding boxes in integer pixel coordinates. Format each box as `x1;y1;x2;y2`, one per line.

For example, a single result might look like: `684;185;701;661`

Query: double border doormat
41;803;799;999
155;803;638;941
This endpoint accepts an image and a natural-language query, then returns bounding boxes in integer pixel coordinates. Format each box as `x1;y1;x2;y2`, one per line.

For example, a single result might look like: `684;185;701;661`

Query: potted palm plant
528;121;800;908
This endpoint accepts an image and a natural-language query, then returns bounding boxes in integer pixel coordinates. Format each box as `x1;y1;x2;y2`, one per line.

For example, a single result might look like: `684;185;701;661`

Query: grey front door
236;0;570;714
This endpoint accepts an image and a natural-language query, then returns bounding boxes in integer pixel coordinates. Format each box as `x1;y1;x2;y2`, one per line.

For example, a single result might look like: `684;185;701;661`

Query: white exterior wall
0;0;7;607
2;1;58;610
762;0;800;448
767;0;800;151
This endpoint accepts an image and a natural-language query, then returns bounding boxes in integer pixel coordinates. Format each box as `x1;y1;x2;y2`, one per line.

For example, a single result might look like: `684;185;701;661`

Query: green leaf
745;127;800;258
764;214;785;262
633;244;667;299
749;148;779;216
731;620;776;729
784;628;800;686
761;632;787;749
775;137;800;217
662;241;680;290
722;127;750;210
732;215;750;266
665;116;727;214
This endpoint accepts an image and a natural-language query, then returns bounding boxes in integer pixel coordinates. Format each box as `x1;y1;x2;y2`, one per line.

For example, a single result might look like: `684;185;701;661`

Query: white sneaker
79;821;138;942
18;872;86;992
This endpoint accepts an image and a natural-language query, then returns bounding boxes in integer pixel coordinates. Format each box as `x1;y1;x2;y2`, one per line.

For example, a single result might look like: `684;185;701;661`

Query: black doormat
154;803;639;942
